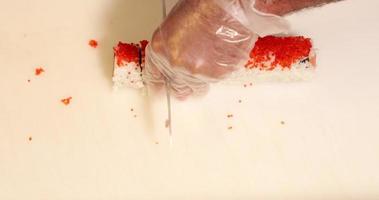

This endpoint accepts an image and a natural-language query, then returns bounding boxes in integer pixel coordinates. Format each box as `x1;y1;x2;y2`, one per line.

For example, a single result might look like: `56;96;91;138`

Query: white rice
112;59;144;90
112;51;316;89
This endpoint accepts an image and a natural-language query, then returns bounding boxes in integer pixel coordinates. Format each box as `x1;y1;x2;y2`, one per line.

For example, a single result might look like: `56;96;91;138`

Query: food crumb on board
165;119;170;128
226;114;234;130
238;100;242;103
244;83;253;88
130;108;134;112
27;79;31;83
155;141;159;145
61;97;72;106
134;114;137;118
89;39;98;48
281;121;285;125
28;136;32;141
35;67;45;76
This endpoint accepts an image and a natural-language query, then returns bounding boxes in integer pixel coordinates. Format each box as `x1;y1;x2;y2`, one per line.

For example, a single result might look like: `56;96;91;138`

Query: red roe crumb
114;42;140;66
35;67;45;76
61;97;72;106
246;36;312;70
89;40;98;48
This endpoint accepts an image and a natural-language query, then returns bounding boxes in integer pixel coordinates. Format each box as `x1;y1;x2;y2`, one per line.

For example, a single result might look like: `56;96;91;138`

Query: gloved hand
144;0;290;99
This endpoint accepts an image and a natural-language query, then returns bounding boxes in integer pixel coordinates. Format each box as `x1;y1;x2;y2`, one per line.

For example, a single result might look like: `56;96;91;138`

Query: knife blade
161;0;173;145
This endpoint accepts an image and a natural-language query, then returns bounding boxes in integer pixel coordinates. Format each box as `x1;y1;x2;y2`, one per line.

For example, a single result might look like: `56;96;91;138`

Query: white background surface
1;0;379;199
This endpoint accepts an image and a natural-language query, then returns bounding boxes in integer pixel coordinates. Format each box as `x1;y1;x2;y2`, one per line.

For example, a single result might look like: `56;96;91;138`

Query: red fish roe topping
89;40;98;48
114;42;140;66
246;36;312;70
35;67;45;76
61;97;72;106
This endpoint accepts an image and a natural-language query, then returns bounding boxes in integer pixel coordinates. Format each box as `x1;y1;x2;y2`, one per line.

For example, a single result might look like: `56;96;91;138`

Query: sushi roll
112;36;316;89
226;35;316;83
112;42;144;89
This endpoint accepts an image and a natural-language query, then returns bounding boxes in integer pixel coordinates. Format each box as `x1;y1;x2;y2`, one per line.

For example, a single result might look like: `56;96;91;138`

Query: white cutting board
1;0;379;199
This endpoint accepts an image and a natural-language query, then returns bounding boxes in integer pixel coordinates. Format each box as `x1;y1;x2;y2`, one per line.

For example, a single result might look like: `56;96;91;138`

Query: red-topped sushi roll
113;36;316;89
246;36;316;70
112;42;144;89
225;35;316;83
112;40;150;89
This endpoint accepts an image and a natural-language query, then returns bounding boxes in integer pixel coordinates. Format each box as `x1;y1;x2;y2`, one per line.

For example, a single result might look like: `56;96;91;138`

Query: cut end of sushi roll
112;41;146;89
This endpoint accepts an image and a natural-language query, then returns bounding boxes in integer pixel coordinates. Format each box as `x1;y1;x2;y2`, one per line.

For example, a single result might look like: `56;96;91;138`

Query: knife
161;0;173;145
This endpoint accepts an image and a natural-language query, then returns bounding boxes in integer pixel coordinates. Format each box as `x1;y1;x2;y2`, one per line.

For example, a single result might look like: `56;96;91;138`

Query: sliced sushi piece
112;42;144;89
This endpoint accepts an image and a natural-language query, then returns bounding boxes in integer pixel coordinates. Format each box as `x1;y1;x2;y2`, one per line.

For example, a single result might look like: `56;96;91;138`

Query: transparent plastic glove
144;0;289;99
